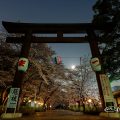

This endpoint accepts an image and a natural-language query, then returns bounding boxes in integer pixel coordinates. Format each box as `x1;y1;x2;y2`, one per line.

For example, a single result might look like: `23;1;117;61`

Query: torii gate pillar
87;29;115;111
87;29;105;109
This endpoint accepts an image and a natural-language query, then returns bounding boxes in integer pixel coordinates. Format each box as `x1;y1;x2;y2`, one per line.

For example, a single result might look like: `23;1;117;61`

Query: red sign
18;60;26;67
92;60;98;64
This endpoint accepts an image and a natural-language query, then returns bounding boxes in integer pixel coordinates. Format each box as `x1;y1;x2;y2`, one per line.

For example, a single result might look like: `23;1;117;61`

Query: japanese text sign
100;74;114;103
7;88;20;108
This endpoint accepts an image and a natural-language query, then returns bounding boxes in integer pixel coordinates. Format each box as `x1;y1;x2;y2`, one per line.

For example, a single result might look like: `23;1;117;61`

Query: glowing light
38;102;44;106
71;65;76;70
88;99;92;103
99;102;101;105
28;100;31;103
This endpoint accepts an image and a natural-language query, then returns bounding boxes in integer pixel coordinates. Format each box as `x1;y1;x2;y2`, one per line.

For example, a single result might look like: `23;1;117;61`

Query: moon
71;65;76;70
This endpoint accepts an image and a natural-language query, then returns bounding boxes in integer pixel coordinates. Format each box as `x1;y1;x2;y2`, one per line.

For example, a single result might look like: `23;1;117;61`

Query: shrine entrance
2;21;114;112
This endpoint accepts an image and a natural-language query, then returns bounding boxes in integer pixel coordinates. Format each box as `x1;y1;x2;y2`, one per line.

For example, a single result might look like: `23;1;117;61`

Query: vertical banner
7;88;20;108
100;74;114;103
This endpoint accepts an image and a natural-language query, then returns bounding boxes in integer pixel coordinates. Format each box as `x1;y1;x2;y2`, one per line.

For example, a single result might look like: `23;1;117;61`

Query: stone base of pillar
99;112;120;118
1;113;22;119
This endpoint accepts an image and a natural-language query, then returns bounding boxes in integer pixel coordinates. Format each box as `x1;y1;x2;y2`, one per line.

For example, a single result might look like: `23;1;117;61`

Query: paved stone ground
1;110;120;120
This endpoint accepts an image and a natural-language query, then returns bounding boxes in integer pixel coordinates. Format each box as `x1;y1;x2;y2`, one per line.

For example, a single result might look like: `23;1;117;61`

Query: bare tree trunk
82;96;85;112
92;100;98;111
37;81;43;96
77;100;80;111
42;100;47;111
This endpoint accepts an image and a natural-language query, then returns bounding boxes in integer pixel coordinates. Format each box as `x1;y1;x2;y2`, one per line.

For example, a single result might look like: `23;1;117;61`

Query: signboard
18;58;29;72
7;88;20;108
90;57;101;72
100;74;114;103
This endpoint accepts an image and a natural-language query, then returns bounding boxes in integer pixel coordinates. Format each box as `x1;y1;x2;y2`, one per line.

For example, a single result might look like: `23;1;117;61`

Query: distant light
28;100;31;103
88;99;92;103
71;65;76;70
38;102;44;106
99;102;101;105
40;102;44;106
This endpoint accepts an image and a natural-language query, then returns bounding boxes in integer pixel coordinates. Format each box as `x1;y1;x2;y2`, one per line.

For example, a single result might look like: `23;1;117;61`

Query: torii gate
2;21;115;112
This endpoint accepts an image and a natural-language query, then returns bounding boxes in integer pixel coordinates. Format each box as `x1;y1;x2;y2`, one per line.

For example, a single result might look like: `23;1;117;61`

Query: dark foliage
92;0;120;80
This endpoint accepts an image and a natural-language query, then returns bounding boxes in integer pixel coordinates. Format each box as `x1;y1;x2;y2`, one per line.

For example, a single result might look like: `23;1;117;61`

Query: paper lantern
18;58;29;72
54;56;62;64
90;57;101;72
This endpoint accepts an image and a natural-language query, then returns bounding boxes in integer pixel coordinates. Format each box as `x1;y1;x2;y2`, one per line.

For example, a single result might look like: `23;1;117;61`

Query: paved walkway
1;110;120;120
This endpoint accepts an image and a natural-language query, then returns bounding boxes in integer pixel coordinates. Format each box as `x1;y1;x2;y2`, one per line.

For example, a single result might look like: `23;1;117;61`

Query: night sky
49;43;91;68
0;0;96;68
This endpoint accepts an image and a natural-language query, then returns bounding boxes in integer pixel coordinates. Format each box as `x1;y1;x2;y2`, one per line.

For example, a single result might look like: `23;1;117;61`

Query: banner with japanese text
7;88;20;108
100;74;114;103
